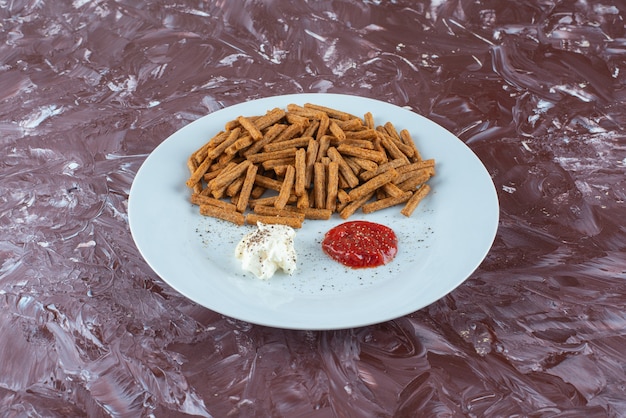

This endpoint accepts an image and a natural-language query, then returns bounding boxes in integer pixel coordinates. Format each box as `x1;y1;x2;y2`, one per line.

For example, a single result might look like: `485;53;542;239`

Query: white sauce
235;222;297;280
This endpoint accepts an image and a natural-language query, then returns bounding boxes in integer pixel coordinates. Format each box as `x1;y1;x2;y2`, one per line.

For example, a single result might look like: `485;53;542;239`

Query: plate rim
128;93;500;330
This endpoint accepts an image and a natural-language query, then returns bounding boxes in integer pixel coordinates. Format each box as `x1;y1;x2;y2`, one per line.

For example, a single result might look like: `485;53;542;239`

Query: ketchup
322;221;398;268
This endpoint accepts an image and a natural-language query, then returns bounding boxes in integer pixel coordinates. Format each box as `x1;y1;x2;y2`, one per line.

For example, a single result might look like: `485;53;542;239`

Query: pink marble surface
2;0;626;416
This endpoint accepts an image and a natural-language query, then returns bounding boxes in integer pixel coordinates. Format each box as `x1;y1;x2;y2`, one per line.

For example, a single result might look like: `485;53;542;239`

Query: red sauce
322;221;398;268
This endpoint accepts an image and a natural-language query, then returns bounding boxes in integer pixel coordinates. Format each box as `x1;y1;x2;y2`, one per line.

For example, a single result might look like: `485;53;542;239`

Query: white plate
128;93;499;330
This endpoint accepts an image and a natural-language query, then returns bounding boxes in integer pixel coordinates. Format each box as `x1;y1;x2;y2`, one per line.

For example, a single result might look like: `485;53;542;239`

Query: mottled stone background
1;0;625;416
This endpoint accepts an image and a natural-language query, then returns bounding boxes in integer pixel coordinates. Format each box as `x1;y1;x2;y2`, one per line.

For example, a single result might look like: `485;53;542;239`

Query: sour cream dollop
235;222;297;280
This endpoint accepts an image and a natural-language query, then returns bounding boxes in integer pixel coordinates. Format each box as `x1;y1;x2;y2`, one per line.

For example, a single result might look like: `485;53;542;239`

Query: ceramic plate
128;93;499;330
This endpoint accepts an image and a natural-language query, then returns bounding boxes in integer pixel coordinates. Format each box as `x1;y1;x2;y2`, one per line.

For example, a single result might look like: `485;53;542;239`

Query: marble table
2;1;625;416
